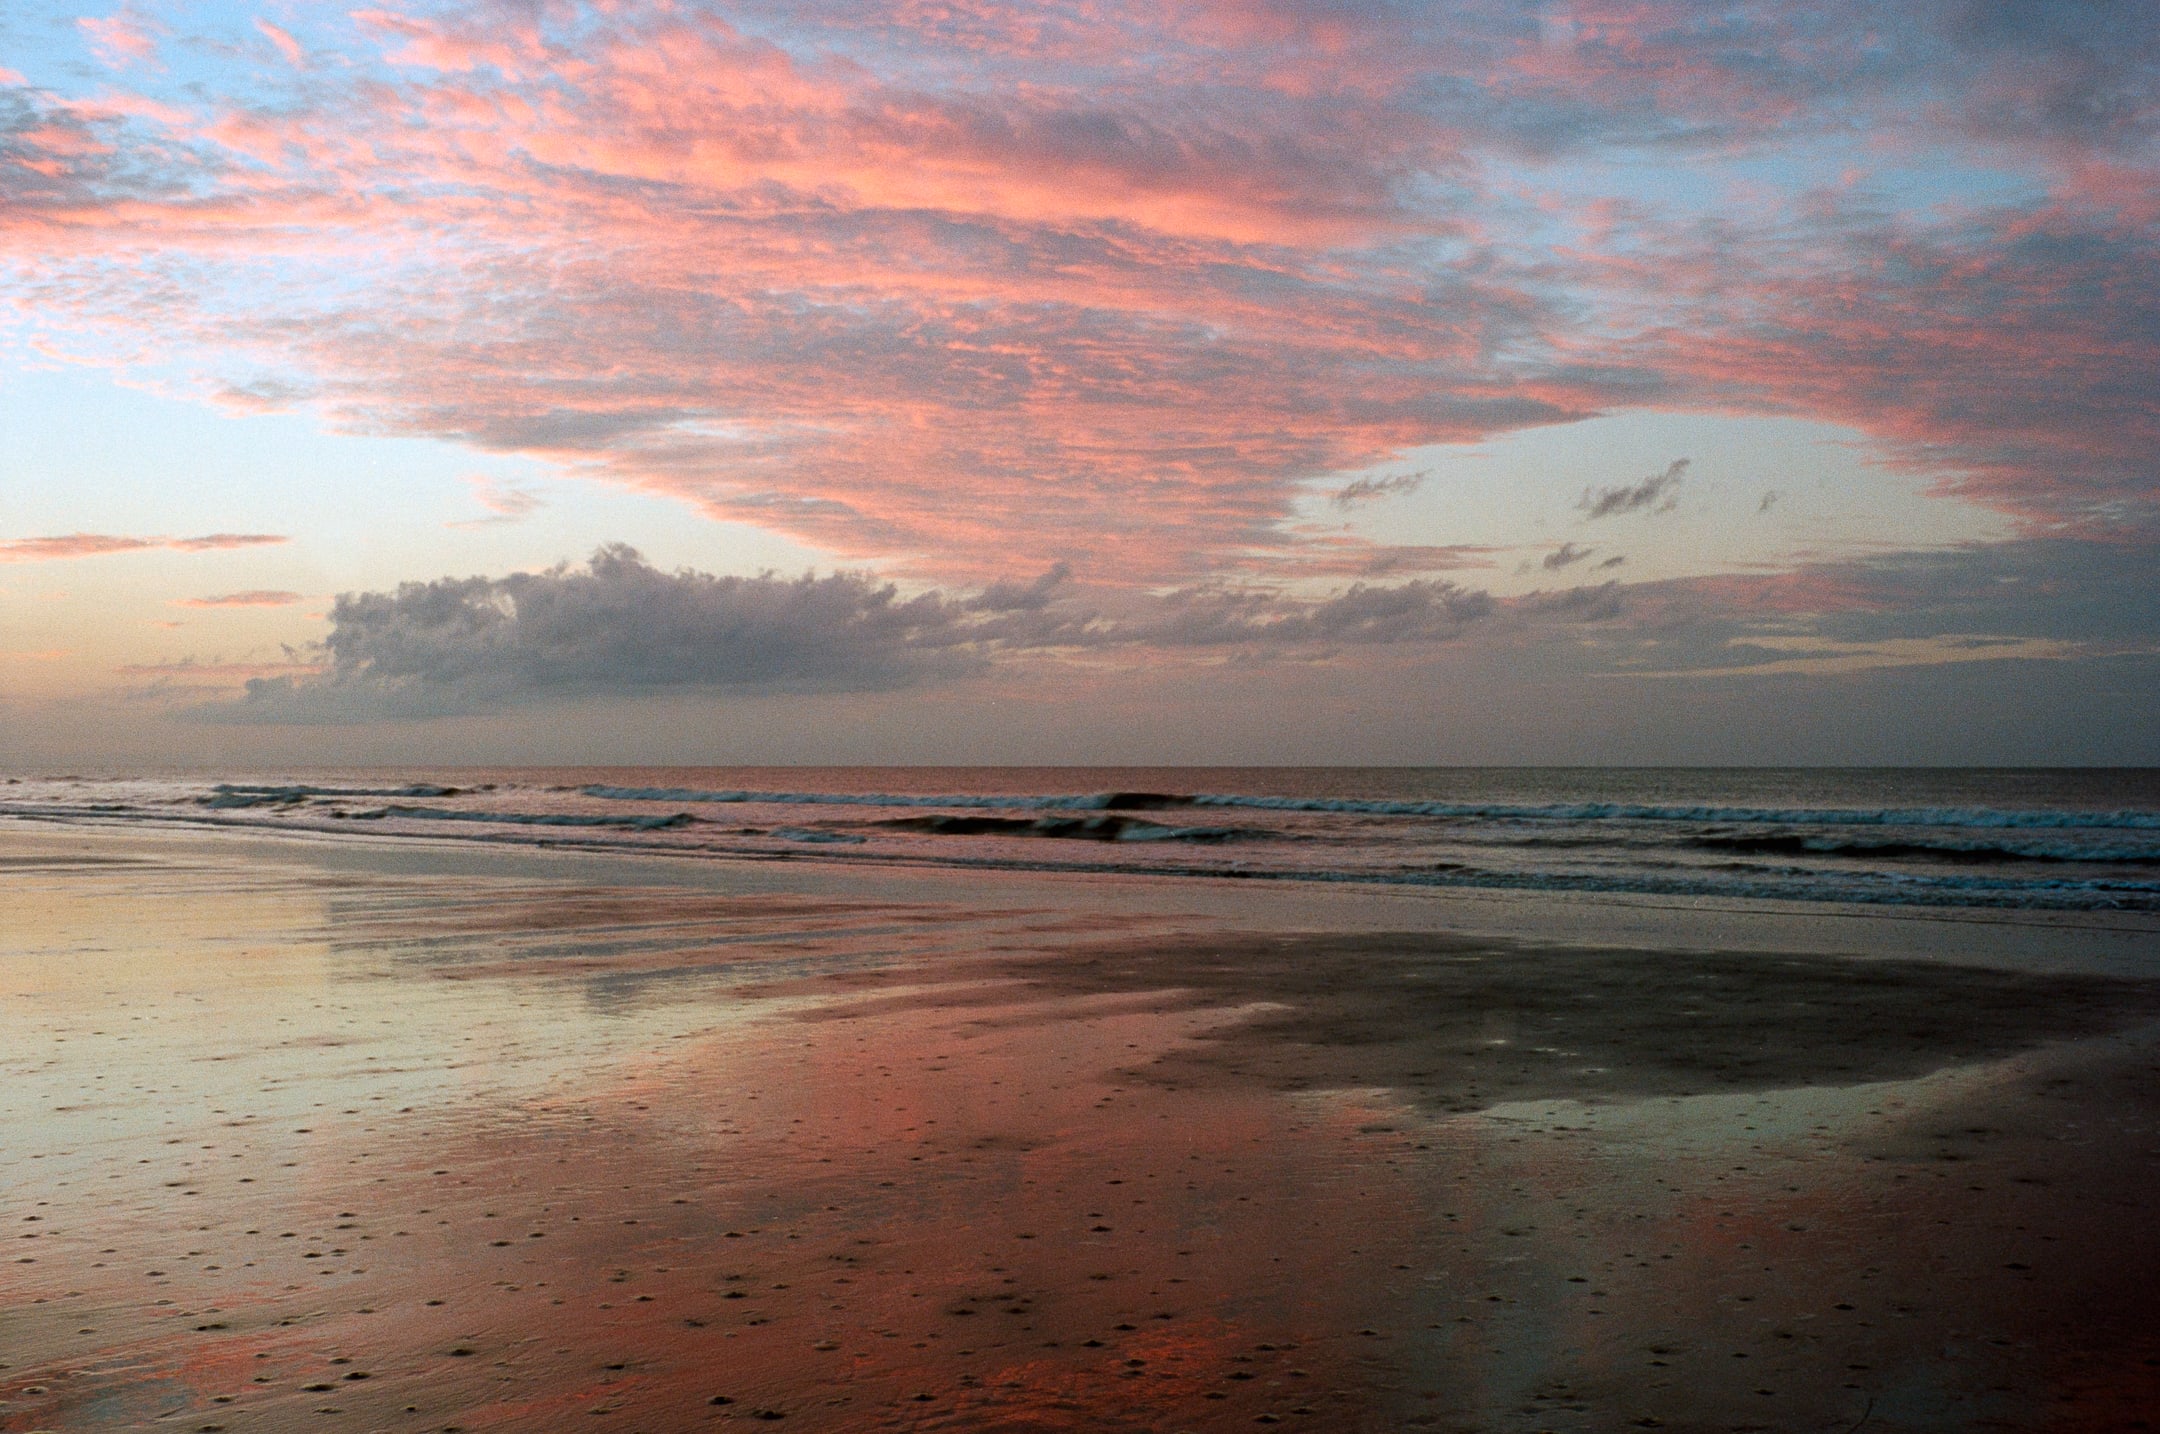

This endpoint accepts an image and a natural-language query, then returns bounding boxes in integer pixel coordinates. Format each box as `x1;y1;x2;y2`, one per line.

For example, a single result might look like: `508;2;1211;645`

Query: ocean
8;766;2159;913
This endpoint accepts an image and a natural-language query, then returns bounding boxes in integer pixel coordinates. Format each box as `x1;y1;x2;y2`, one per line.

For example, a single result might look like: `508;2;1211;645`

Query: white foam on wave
1188;795;2160;831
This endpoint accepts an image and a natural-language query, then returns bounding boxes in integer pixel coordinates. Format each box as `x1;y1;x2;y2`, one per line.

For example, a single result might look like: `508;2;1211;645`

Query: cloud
116;657;325;703
167;534;287;552
447;477;545;528
1579;460;1688;520
173;590;305;608
78;12;160;69
255;19;306;68
213;379;311;414
3;10;1590;580
1517;580;1627;623
214;545;1500;721
0;533;288;562
120;658;320;678
966;562;1072;612
1595;194;2160;535
1529;536;2160;682
1629;634;2084;680
1542;541;1597;570
1331;472;1425;509
3;0;2156;602
252;543;982;719
1257;541;1499;578
1131;578;1493;649
0;535;158;562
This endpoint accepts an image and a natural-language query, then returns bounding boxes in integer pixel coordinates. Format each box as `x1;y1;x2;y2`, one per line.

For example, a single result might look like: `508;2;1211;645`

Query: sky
2;0;2156;766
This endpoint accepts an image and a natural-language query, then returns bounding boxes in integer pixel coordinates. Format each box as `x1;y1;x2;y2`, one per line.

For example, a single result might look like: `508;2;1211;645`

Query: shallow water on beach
4;823;2159;1431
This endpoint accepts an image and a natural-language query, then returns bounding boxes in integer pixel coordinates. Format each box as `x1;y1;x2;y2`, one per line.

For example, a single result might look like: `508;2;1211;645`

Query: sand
2;823;2157;1432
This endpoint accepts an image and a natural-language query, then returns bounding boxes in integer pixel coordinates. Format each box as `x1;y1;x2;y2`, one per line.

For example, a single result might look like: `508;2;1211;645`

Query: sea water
6;767;2159;912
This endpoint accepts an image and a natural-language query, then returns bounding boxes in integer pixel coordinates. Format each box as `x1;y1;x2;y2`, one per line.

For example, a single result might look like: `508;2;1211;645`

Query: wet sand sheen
3;825;2158;1432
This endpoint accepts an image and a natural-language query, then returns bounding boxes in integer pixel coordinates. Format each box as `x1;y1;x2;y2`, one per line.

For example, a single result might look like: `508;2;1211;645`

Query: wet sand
3;824;2158;1432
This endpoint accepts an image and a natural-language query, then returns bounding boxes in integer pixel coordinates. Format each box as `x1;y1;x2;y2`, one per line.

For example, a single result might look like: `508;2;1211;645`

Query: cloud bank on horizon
1;0;2156;759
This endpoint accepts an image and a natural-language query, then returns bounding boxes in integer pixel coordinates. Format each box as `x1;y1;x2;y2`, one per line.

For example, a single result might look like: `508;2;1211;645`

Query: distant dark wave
875;813;1247;843
213;801;1240;843
1688;833;2160;865
581;783;1191;812
583;783;2160;832
204;782;465;807
1185;795;2160;832
380;804;697;831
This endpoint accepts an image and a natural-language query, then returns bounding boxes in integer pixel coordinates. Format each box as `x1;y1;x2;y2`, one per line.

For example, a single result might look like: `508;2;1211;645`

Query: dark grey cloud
230;535;2157;727
1331;472;1425;509
1542;541;1597;570
1518;581;1627;623
1933;0;2160;147
218;546;1498;721
1130;579;1492;649
1453;0;2160;155
1534;536;2160;681
1788;538;2160;647
1579;459;1687;520
233;545;984;720
966;562;1071;612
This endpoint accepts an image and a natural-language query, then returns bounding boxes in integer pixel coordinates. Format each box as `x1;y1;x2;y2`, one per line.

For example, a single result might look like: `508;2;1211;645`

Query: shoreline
8;814;2160;970
9;764;2160;925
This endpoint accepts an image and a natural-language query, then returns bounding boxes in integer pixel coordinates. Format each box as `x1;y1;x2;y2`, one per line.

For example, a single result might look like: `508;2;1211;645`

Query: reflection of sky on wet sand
4;828;2158;1430
1441;1058;2160;1431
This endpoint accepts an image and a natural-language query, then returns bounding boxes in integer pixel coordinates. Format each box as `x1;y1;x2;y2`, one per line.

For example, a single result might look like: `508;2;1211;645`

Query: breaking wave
581;784;1188;812
585;783;2160;832
874;814;1247;842
381;805;697;831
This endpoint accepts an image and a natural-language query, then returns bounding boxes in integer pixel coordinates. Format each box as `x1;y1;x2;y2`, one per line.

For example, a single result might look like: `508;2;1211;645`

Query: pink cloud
167;534;290;552
446;479;543;528
172;590;306;608
3;0;2153;593
0;534;157;561
78;12;160;69
255;19;306;68
0;534;289;561
351;8;546;78
1572;199;2160;534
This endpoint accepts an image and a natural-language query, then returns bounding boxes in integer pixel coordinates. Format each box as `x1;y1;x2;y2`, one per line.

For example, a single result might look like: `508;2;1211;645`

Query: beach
4;817;2159;1432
